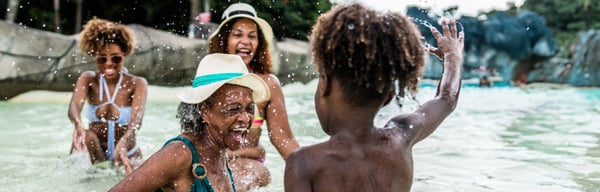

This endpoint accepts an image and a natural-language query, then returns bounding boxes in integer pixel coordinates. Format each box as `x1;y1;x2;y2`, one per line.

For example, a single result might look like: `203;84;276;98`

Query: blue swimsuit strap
99;73;124;160
163;136;236;192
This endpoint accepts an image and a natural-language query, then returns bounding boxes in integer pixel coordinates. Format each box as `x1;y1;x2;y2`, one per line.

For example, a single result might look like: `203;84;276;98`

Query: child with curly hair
284;3;464;191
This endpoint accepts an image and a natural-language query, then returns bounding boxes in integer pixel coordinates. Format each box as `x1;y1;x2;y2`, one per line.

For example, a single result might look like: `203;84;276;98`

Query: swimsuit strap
106;120;116;160
163;136;213;192
105;120;138;161
164;136;201;165
99;73;123;104
99;73;123;161
227;164;237;192
251;116;264;129
163;136;236;192
250;104;264;129
105;125;139;161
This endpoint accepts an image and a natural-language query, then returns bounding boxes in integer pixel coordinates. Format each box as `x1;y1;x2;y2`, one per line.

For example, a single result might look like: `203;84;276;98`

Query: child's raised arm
392;18;464;146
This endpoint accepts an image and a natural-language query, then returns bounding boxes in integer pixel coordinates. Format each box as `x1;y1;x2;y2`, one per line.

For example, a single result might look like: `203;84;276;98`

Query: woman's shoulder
158;137;194;164
76;71;97;83
123;73;148;85
256;73;281;87
79;71;97;78
256;73;283;97
137;137;195;182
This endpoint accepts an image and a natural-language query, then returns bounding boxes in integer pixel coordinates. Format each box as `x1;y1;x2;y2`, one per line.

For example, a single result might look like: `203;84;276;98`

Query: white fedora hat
209;3;274;47
178;53;270;104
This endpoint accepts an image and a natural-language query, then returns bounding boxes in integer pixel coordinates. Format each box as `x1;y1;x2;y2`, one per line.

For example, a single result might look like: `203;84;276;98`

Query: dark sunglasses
94;55;123;64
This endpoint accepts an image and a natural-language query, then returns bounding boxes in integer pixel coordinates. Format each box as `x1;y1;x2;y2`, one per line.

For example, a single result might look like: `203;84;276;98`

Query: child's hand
427;18;464;61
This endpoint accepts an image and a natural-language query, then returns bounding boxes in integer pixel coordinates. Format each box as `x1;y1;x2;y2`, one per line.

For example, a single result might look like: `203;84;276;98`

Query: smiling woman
68;18;148;176
208;3;300;191
109;53;270;192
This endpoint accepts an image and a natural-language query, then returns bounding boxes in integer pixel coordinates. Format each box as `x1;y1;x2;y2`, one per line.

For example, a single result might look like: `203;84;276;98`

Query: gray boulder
0;20;312;100
567;29;600;86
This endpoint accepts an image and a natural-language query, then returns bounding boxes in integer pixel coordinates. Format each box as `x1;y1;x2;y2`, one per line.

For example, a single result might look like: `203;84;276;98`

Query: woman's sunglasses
94;55;123;64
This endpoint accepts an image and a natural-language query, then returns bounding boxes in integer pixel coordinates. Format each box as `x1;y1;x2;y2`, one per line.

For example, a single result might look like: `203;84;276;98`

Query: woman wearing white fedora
208;2;300;191
109;53;270;192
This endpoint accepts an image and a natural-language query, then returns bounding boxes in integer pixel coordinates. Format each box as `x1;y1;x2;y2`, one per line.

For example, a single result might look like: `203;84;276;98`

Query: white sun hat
208;2;274;47
177;53;270;104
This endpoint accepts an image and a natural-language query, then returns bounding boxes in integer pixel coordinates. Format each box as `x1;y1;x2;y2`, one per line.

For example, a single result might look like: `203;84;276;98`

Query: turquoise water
1;81;599;191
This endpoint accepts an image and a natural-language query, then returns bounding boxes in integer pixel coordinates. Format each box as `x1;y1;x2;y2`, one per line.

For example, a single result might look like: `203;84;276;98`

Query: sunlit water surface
1;81;599;192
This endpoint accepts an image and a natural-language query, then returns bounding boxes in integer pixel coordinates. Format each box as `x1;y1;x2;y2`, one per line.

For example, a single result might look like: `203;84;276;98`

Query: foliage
522;0;600;31
514;0;600;56
1;0;193;35
211;0;332;40
1;0;331;40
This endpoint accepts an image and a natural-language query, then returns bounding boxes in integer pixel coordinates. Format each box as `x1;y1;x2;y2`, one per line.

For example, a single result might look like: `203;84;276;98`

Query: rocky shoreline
2;18;599;101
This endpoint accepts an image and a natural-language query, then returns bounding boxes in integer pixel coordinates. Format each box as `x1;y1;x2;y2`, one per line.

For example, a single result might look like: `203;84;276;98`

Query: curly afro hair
79;18;135;56
311;3;425;107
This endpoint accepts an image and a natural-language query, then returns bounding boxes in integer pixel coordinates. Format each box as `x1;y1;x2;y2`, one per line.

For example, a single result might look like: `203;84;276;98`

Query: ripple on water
1;86;600;191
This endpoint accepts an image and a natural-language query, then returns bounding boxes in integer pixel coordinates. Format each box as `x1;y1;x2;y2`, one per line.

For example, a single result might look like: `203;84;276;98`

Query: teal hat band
192;73;243;88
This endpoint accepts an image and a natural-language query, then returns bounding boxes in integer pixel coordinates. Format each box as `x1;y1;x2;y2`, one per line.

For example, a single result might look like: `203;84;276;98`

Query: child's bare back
287;123;415;191
284;3;464;192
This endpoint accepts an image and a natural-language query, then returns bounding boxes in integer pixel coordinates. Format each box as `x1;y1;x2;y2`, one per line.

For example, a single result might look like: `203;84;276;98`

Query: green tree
211;0;332;40
2;0;331;40
518;0;600;54
522;0;600;31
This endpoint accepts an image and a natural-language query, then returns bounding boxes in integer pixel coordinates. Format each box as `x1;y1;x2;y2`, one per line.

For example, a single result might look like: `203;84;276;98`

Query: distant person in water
514;73;527;87
479;75;492;87
208;2;299;191
109;53;270;192
68;18;147;174
284;3;464;192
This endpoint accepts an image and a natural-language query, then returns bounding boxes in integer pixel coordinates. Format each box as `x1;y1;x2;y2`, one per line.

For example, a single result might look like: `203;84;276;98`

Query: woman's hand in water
426;18;464;61
114;135;134;175
72;125;87;152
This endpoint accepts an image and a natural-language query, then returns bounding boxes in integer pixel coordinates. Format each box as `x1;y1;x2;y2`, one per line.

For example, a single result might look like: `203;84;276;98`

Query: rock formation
0;21;313;100
2;8;599;100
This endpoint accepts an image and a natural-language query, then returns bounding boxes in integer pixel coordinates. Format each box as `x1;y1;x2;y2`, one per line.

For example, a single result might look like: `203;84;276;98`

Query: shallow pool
1;81;599;191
